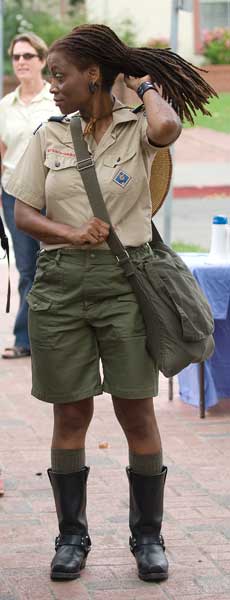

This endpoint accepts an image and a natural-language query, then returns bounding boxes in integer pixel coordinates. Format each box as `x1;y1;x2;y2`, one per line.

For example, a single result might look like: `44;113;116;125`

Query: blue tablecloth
178;253;230;409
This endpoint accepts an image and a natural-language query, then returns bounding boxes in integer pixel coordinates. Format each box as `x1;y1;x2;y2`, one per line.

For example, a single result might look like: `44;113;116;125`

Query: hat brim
150;147;172;216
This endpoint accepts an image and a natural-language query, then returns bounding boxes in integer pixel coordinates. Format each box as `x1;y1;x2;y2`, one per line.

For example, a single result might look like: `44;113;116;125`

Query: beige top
0;81;58;188
6;98;161;249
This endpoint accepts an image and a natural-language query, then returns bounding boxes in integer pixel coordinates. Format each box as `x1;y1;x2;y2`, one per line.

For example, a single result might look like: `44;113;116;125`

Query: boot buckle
159;534;165;550
130;534;166;552
81;534;90;547
55;534;61;551
129;536;137;552
54;533;91;552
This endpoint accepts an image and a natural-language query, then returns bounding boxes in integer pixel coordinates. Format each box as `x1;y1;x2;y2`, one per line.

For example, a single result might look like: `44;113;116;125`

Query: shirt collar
10;81;52;105
60;97;140;149
111;97;139;128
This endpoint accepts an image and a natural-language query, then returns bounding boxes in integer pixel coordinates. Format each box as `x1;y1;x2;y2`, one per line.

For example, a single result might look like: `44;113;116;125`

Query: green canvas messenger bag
70;114;215;378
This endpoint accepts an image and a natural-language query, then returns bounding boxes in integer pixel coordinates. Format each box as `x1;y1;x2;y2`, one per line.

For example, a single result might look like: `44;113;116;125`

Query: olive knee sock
129;450;163;476
51;448;86;473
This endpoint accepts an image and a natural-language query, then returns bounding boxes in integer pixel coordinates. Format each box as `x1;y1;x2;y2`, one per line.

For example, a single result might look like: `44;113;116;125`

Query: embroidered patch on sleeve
113;170;131;188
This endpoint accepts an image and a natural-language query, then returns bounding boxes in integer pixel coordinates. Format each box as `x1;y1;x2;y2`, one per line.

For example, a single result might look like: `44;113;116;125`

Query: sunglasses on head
12;53;39;61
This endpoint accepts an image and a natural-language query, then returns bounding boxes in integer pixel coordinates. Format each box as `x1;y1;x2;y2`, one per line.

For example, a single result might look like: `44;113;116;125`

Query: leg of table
199;362;205;419
168;376;173;401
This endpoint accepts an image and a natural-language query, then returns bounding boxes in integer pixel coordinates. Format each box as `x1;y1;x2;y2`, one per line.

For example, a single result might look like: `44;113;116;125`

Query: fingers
78;217;110;245
91;217;110;240
124;75;137;89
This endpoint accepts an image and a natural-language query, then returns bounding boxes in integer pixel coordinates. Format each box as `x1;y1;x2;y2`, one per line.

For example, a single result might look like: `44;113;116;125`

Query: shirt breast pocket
44;153;80;195
44;152;82;203
103;149;136;192
44;153;77;171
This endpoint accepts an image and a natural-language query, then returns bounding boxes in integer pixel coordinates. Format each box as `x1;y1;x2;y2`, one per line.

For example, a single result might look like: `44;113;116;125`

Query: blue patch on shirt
113;170;131;188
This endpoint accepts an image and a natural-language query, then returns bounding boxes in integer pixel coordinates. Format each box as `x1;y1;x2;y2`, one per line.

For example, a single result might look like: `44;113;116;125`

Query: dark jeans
2;189;40;349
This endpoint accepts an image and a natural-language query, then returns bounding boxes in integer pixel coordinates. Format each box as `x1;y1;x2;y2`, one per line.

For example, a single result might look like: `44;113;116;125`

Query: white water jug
208;215;229;263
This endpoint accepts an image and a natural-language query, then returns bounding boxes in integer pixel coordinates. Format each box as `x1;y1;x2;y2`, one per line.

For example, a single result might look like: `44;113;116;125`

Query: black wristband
137;81;158;100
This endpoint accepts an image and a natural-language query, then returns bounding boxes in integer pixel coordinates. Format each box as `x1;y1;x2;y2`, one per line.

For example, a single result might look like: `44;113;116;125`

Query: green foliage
67;0;86;18
113;19;137;47
172;242;207;253
3;1;85;74
202;28;230;65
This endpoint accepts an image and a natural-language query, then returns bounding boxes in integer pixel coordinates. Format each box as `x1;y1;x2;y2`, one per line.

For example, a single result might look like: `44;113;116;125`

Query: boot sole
138;571;168;582
50;560;86;581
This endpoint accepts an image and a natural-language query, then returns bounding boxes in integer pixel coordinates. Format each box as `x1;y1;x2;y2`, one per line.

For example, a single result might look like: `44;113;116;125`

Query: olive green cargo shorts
27;246;158;404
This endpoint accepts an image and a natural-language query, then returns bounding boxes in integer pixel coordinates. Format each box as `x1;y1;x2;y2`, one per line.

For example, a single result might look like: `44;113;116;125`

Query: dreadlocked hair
49;23;217;124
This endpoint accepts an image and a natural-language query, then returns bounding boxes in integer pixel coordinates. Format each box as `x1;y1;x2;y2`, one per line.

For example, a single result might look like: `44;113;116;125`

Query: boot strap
130;534;165;552
55;533;91;552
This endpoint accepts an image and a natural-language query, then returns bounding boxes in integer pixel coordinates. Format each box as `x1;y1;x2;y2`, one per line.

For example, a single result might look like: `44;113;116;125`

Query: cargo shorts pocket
27;294;51;312
32;255;64;299
27;293;57;349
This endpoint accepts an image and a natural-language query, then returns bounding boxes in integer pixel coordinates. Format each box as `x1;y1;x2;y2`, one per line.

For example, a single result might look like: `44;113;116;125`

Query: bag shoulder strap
70;116;135;277
70;115;110;225
0;216;11;312
69;115;162;274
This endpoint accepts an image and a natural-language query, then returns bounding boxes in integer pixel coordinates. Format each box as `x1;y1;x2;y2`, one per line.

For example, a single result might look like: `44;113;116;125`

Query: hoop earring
88;81;97;94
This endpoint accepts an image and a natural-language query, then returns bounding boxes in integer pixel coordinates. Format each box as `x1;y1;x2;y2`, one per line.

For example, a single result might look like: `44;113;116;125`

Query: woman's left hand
124;74;180;146
124;75;161;96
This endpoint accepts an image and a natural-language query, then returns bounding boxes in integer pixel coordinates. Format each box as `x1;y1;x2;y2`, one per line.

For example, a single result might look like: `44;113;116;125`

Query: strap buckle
115;249;130;264
76;156;94;172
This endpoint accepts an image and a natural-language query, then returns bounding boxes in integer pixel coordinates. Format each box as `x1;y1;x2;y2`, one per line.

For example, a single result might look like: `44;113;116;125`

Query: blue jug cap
212;215;228;224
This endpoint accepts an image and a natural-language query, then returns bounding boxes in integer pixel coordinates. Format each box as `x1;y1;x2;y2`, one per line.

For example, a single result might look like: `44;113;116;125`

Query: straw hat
150;147;172;216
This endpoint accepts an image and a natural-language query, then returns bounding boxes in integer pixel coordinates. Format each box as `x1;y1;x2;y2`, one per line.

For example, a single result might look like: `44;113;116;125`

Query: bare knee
112;397;157;440
53;397;94;445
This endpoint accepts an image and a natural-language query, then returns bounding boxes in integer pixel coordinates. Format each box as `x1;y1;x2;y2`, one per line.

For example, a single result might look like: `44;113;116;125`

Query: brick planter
201;64;230;93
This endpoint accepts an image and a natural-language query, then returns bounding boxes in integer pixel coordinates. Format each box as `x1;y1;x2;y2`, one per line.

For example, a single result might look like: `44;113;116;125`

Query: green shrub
113;18;137;46
202;28;230;65
3;2;85;74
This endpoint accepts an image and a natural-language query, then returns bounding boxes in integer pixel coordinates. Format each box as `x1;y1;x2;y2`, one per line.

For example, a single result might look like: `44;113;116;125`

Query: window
194;0;230;52
200;1;230;30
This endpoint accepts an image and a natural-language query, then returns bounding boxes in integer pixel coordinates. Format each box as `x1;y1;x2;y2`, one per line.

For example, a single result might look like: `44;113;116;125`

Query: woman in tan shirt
6;24;216;583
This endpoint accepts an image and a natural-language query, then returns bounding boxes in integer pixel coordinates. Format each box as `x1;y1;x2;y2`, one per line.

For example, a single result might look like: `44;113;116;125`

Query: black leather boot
127;466;168;581
48;467;91;581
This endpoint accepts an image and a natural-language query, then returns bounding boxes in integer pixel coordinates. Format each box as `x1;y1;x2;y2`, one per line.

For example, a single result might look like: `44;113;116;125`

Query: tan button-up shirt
6;98;161;249
0;81;58;188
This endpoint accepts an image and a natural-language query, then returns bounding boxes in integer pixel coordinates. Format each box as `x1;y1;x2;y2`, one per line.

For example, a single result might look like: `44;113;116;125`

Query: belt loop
55;249;61;265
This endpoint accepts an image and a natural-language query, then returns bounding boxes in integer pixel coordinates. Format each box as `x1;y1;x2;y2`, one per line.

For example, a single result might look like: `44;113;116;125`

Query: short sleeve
5;127;48;210
139;110;169;156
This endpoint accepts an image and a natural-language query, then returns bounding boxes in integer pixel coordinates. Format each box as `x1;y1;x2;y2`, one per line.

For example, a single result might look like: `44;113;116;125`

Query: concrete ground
154;126;230;248
1;261;230;600
174;127;230;192
154;195;230;248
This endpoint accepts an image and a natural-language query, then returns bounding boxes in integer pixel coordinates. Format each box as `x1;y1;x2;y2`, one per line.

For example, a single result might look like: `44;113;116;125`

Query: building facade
86;0;230;63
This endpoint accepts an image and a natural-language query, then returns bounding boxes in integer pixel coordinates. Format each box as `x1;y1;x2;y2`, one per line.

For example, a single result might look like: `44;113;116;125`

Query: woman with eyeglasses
0;32;58;359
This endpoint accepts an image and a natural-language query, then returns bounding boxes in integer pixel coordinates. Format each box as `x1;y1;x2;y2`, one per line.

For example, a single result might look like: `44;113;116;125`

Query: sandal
2;346;31;359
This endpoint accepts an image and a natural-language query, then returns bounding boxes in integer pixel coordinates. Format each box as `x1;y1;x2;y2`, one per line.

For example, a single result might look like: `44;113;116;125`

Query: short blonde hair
8;32;48;61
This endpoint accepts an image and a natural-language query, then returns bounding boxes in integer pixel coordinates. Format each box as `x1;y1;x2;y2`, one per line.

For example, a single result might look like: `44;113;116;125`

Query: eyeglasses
12;53;39;61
